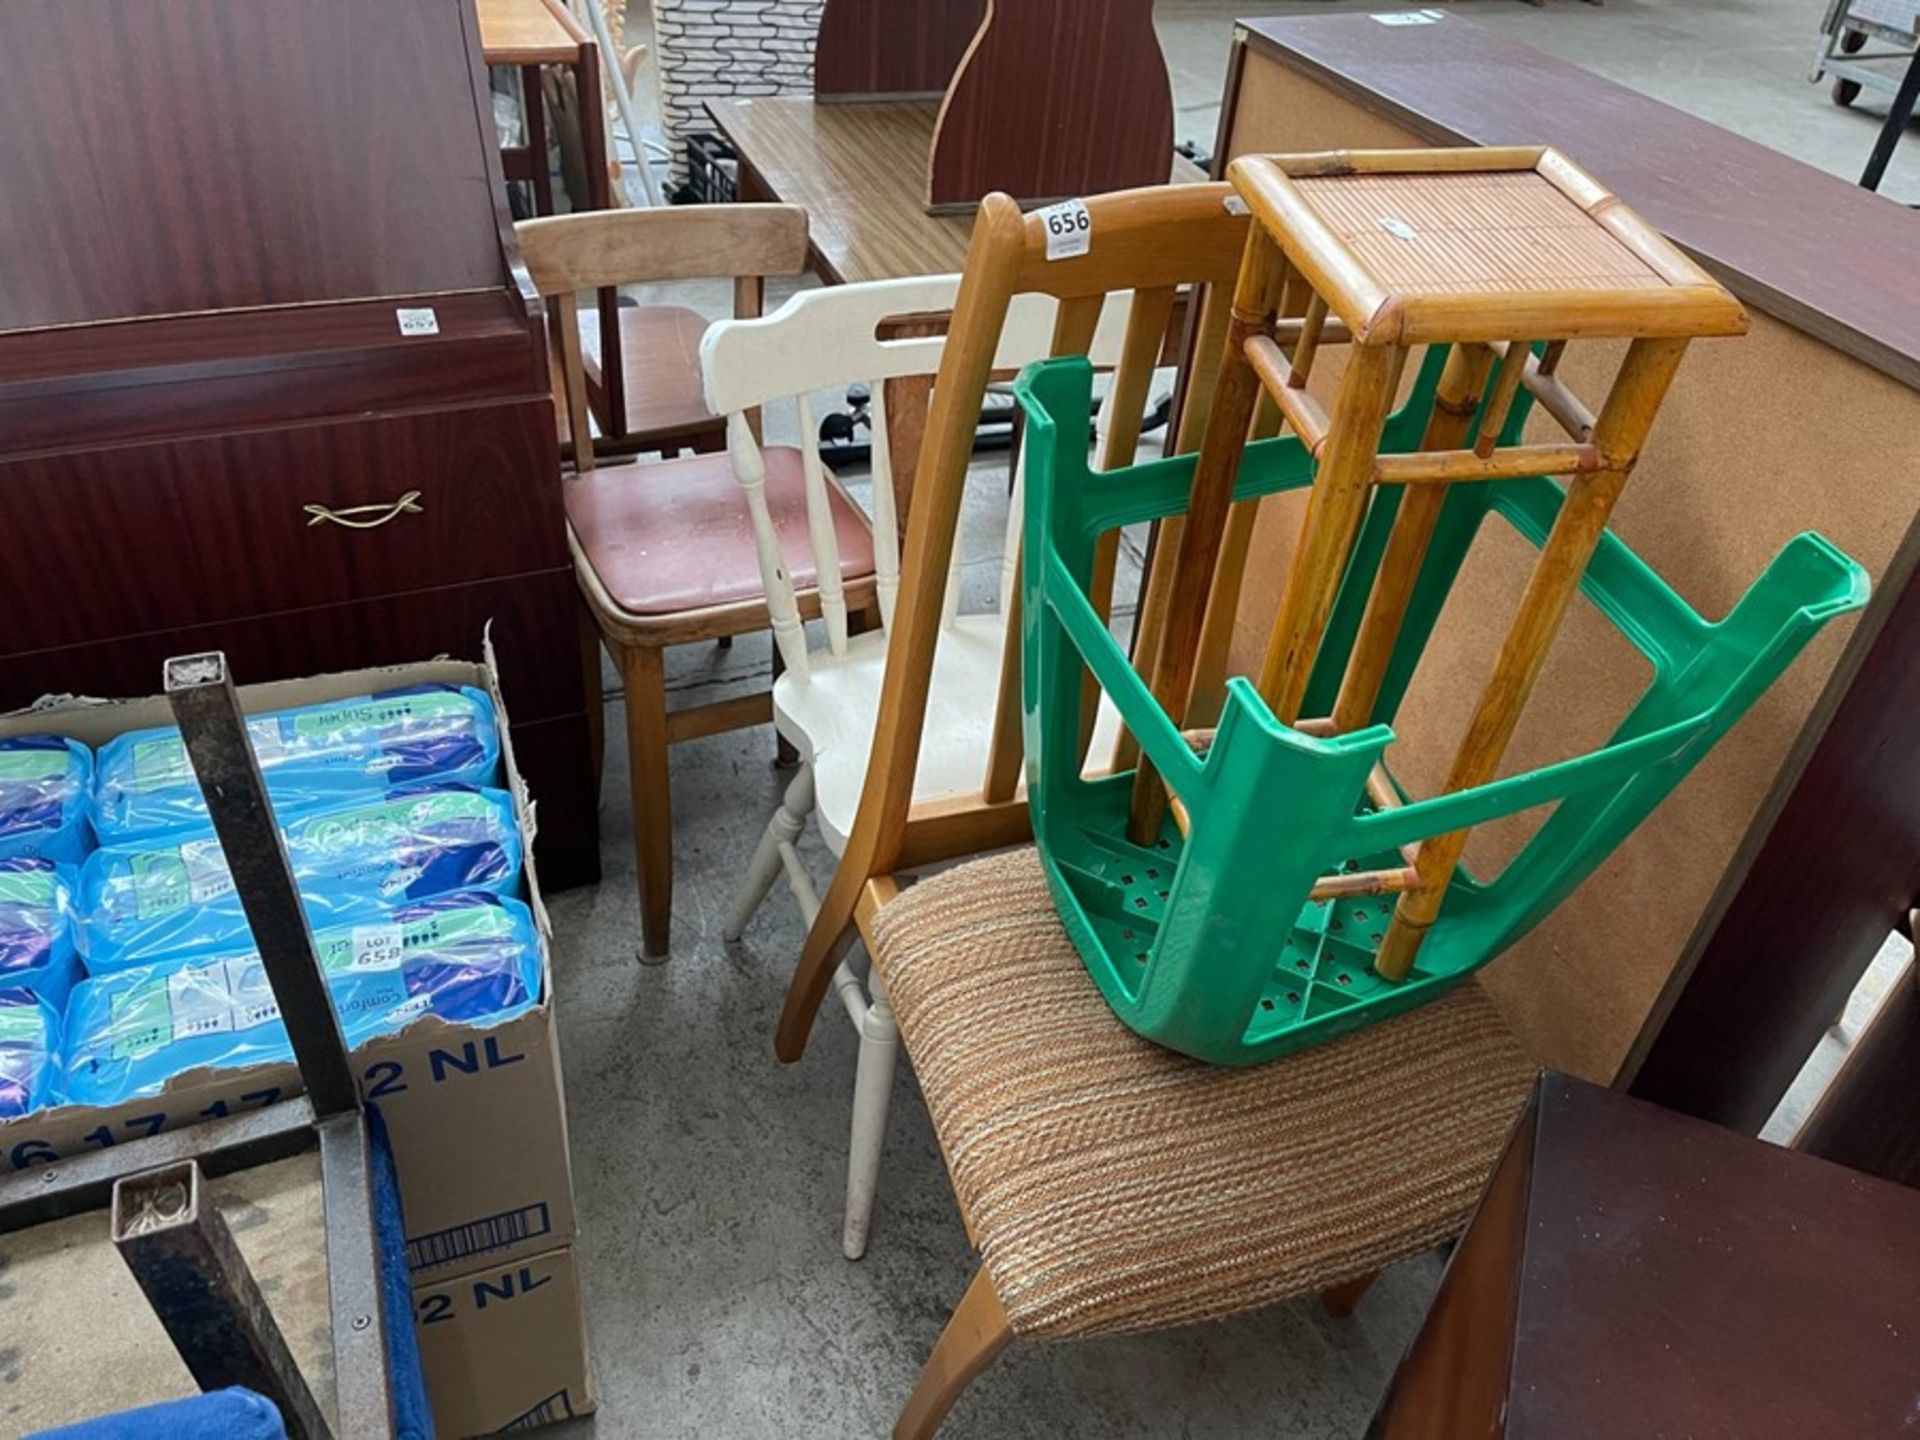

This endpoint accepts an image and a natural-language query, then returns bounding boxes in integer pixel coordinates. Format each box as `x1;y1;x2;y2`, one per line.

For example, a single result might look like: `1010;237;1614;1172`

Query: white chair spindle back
702;277;1150;689
793;390;849;655
725;411;815;679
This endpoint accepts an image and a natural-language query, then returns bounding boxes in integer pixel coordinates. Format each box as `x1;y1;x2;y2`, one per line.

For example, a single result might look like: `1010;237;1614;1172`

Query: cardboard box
413;1244;595;1436
0;653;578;1278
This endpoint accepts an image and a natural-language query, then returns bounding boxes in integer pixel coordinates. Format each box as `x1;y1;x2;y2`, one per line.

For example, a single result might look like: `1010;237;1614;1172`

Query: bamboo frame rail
1151;145;1747;983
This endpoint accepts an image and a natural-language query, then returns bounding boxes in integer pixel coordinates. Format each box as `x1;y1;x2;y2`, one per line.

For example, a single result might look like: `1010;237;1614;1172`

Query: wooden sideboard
1212;14;1920;1128
0;0;598;888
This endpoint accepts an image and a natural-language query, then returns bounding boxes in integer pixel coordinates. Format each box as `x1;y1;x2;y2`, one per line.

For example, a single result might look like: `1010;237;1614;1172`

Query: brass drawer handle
303;491;424;530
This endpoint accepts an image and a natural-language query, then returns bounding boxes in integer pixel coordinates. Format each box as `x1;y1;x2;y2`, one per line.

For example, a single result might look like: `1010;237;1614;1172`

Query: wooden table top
708;96;1208;284
1238;12;1920;389
708;99;974;283
477;0;587;64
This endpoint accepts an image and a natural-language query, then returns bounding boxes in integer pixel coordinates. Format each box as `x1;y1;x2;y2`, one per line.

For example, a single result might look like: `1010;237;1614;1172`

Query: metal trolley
1812;0;1920;189
0;654;402;1440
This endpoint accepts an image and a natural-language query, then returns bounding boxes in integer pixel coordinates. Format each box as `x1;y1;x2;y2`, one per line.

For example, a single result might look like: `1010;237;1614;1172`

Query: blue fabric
369;1104;437;1440
27;1386;288;1440
93;685;501;846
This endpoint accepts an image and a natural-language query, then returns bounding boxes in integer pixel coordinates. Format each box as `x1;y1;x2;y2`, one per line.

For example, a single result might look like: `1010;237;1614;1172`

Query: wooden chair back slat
1114;270;1237;772
551;290;597;473
869;383;901;629
517;204;809;293
516;205;810;470
1075;283;1178;763
983;291;1114;802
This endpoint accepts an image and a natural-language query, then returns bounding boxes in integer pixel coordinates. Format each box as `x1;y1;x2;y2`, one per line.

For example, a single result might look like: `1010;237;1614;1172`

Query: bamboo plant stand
1145;148;1751;979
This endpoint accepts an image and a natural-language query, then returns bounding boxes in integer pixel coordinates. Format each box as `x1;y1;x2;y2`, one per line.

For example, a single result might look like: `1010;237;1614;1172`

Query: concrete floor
544;4;1917;1435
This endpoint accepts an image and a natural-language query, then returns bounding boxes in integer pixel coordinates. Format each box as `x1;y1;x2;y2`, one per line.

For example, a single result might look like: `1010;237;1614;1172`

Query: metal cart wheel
1832;24;1869;104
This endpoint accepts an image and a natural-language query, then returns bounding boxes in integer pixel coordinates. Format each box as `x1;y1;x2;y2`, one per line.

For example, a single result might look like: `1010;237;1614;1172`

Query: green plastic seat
1016;348;1869;1066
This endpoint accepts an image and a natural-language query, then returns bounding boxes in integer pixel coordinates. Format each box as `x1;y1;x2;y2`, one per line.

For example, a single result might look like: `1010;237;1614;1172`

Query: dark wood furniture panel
1371;1073;1920;1437
1;569;587;730
927;0;1173;208
499;711;603;892
1793;948;1920;1188
814;0;984;99
0;402;567;652
0;293;541;454
0;0;505;330
1629;525;1920;1131
0;570;597;888
0;0;599;889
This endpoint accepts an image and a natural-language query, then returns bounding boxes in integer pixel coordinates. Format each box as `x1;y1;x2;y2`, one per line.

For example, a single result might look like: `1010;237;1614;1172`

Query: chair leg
620;642;674;964
579;606;606;797
842;965;899;1261
894;1268;1014;1440
1319;1271;1377;1318
725;766;815;943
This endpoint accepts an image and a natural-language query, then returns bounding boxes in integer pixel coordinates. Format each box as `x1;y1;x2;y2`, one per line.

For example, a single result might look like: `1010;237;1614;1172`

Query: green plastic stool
1016;349;1869;1066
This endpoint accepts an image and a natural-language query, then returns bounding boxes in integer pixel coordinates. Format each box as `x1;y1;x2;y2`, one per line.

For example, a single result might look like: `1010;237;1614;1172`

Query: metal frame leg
164;653;398;1439
1861;44;1920;191
113;1161;334;1440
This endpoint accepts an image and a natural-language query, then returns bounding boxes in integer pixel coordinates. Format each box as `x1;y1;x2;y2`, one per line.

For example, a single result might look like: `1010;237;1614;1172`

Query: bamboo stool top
1229;148;1748;345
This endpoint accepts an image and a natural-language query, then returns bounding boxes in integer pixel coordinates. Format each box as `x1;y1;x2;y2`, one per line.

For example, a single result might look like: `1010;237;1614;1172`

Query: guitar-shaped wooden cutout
927;0;1172;210
814;0;987;100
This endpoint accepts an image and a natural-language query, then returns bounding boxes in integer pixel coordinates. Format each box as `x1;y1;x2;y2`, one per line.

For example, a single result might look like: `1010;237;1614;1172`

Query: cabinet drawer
0;401;565;654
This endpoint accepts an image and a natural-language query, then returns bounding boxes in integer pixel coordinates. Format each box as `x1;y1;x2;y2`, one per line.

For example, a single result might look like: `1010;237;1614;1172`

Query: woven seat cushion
870;849;1536;1341
565;446;875;617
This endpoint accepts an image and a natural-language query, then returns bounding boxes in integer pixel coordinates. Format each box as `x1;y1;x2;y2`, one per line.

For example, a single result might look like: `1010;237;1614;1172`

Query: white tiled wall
649;0;823;183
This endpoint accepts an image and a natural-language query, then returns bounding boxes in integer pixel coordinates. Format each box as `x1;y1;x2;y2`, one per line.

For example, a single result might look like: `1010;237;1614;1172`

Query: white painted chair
699;275;1140;1258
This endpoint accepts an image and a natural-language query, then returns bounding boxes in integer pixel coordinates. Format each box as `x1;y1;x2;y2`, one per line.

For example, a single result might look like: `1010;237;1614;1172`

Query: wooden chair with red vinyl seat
517;204;880;960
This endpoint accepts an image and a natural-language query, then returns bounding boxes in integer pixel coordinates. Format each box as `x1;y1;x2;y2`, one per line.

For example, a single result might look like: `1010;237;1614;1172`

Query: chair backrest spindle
704;276;1127;686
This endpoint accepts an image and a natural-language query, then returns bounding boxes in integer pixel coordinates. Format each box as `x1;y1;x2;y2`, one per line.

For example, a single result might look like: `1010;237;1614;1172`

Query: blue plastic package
93;685;501;845
61;891;542;1108
0;735;93;865
80;785;523;972
0;987;60;1119
0;859;82;1009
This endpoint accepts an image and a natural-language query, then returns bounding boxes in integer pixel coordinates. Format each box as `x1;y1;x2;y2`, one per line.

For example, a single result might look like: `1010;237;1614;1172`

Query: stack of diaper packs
0;735;92;864
0;683;544;1119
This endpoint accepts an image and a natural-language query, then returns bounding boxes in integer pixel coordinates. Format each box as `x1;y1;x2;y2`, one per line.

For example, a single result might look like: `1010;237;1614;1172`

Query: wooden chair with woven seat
769;184;1540;1437
517;204;881;961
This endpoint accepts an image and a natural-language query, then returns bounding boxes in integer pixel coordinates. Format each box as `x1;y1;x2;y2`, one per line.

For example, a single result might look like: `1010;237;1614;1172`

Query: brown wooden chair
517;205;880;960
771;184;1538;1437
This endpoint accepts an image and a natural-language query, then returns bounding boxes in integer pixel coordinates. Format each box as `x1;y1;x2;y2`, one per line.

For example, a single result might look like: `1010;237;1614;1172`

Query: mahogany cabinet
0;0;599;886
